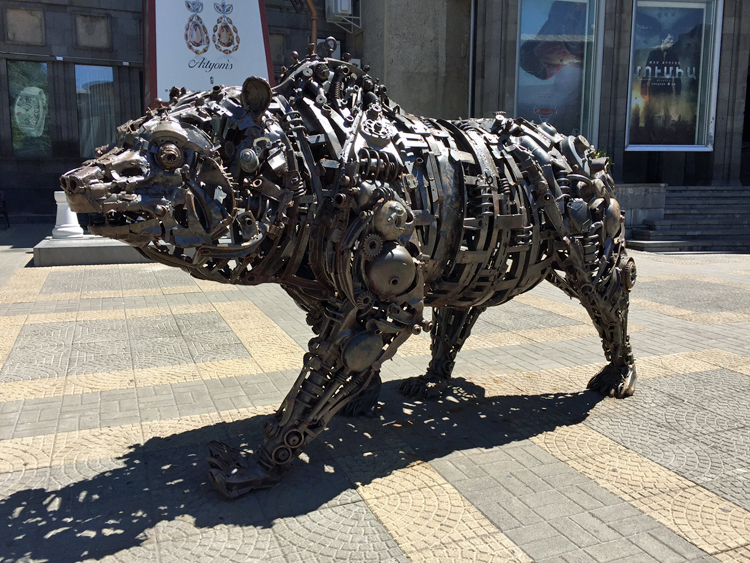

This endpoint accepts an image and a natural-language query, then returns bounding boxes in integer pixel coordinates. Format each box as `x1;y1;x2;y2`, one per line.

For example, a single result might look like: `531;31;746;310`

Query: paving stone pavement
0;230;750;562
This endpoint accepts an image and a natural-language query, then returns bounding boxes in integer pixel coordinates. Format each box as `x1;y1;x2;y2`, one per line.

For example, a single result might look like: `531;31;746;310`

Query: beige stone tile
0;434;55;473
564;449;694;502
25;312;77;324
636;274;683;283
157;285;199;295
715;545;750;562
169;303;216;315
65;369;136;394
195;357;263;380
124;288;167;297
632;487;750;555
0;268;49;304
356;462;529;560
192;277;237;292
534;423;750;556
35;292;81;302
213;301;304;372
680;349;750;370
637;352;716;379
76;309;127;321
473;364;603;396
514;293;592;323
395;335;432;357
218;404;275;423
0;357;262;402
682;310;750;324
409;533;532;563
133;364;200;387
0;406;274;475
52;424;145;467
141;412;224;441
0;377;68;402
630;298;694;317
531;424;627;461
0;315;25;368
124;307;171;319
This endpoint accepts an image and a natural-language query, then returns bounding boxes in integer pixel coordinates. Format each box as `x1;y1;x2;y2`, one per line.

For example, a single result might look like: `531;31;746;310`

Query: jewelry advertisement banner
152;0;272;99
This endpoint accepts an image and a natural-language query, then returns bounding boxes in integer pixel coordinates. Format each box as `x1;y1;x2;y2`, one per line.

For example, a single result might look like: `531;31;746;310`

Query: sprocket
362;234;383;258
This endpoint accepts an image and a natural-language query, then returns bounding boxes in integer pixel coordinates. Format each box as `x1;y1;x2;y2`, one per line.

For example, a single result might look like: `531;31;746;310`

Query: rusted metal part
61;41;637;499
304;0;318;54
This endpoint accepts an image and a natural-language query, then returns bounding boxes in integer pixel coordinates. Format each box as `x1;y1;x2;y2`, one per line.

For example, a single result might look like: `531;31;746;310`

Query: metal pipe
304;0;318;53
468;0;476;117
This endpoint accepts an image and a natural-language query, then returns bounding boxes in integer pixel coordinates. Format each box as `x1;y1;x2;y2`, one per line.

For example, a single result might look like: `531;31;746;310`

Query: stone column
52;191;84;239
360;0;471;119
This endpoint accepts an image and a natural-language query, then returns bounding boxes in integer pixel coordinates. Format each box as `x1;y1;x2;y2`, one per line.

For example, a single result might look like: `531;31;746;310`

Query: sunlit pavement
0;227;749;562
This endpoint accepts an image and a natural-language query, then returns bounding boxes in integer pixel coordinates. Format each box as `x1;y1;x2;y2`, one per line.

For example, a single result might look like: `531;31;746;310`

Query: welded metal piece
61;44;637;499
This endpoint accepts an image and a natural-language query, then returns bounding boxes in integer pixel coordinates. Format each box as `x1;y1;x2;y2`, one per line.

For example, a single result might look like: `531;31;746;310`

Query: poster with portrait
516;0;598;137
626;1;710;147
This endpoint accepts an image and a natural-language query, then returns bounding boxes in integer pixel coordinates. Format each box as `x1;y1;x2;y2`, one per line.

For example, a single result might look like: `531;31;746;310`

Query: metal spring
283;111;308;135
332;81;343;100
499;177;512;196
467;189;493;218
582;232;600;271
555;171;571;195
358;148;400;183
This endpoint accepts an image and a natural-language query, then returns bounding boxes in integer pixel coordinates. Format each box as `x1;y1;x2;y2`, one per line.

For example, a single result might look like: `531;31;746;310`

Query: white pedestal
52;191;84;239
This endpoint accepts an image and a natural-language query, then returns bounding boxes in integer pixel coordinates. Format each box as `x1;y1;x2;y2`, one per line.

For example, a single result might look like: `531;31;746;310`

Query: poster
7;61;51;158
148;0;273;102
627;1;711;147
516;0;598;137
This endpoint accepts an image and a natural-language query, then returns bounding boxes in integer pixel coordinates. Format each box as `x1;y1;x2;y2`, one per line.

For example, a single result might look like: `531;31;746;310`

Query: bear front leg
207;298;416;498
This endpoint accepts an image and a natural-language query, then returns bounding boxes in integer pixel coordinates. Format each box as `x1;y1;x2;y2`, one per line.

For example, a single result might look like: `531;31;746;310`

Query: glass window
76;65;116;158
8;61;51;158
626;0;721;150
515;0;603;139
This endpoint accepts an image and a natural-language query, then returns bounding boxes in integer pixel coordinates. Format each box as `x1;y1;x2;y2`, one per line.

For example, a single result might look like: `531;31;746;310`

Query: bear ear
241;76;272;118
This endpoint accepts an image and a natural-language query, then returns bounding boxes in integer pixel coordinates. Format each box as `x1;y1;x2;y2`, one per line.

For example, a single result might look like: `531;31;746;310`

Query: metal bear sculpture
61;48;637;499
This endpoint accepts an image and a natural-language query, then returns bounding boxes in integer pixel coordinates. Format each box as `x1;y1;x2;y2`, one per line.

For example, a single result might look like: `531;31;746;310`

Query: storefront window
626;0;721;150
515;0;603;139
76;65;116;158
7;61;51;158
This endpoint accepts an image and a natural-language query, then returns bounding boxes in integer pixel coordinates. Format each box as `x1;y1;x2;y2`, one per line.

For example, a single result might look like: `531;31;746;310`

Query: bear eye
156;143;184;170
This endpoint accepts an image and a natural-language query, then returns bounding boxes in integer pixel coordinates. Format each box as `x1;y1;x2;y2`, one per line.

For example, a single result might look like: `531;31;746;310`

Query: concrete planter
615;184;667;236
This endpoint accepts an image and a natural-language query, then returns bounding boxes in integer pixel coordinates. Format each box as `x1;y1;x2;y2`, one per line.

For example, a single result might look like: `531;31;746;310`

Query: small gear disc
355;290;376;311
362;234;383;259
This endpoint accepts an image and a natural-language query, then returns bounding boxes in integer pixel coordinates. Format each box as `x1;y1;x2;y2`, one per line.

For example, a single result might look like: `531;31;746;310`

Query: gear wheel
354;290;376;311
362;234;383;259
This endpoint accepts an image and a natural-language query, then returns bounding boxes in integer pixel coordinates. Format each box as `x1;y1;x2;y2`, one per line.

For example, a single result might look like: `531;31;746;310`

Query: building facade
1;0;748;221
357;0;749;188
0;0;144;220
0;0;344;221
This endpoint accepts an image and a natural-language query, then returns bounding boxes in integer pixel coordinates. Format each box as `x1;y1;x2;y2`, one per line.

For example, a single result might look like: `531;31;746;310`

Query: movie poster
516;0;598;137
627;2;708;147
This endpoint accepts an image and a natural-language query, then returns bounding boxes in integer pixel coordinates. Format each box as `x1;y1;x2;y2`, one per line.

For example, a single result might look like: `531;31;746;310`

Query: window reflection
76;65;116;158
516;0;602;139
8;61;51;158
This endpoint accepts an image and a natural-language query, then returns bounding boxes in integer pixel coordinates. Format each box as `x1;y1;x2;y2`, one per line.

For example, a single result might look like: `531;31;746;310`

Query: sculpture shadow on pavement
0;380;604;563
